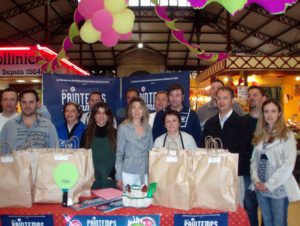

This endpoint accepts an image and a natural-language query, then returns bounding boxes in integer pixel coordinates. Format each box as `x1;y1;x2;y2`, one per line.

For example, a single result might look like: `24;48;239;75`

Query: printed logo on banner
174;213;228;226
64;215;160;226
1;215;54;226
122;71;190;112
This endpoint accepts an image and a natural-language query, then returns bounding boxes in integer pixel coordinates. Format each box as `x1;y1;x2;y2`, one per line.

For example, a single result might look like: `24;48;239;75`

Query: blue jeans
244;175;260;226
256;192;288;226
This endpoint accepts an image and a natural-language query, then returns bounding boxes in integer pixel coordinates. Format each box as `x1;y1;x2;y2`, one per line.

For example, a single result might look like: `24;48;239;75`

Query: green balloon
53;163;79;189
104;0;127;14
112;9;135;34
80;20;100;44
205;0;247;14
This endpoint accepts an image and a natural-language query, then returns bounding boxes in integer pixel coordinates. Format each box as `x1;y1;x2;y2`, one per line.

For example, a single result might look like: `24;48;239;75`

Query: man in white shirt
202;87;249;207
197;78;244;130
0;88;18;132
149;91;168;127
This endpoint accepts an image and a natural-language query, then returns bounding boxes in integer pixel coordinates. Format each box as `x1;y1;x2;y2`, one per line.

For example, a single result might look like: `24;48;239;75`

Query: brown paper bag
149;148;193;210
191;149;239;211
33;149;87;204
0;152;33;208
77;148;94;197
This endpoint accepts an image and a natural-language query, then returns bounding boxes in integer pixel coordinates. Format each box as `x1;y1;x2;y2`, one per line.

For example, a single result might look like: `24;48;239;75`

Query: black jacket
202;111;251;176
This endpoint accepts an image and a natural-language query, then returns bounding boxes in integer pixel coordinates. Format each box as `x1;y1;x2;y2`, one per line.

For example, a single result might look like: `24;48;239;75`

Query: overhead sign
0;49;41;77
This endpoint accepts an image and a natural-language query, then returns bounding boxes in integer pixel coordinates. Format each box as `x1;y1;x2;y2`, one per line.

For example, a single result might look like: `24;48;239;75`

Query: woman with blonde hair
115;97;153;188
250;98;300;226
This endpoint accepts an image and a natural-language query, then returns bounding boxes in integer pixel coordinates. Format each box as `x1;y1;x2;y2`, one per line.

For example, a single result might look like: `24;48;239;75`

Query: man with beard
244;86;267;226
0;89;58;152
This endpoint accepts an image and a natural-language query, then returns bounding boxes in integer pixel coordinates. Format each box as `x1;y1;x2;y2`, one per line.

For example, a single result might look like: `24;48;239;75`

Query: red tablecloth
0;204;249;226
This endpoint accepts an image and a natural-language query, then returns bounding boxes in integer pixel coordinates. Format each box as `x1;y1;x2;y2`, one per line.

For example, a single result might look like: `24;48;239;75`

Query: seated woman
153;109;197;149
57;102;86;148
81;102;117;189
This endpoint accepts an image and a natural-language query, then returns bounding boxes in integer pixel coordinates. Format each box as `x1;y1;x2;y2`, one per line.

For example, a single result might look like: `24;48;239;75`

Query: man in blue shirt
152;84;201;147
0;89;58;151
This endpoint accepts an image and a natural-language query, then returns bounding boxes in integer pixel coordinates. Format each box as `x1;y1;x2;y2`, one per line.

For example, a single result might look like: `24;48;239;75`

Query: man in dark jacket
202;86;250;207
152;84;201;147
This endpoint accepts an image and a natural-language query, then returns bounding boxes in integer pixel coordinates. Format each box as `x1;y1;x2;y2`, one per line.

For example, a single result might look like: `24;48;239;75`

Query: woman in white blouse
250;98;300;226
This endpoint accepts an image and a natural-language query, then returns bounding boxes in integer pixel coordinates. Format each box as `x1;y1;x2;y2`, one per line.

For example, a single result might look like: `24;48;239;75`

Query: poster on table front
122;71;190;112
42;73;120;128
63;214;160;226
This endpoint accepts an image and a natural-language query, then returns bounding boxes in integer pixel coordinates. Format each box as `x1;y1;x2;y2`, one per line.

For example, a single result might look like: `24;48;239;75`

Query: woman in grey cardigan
115;97;153;188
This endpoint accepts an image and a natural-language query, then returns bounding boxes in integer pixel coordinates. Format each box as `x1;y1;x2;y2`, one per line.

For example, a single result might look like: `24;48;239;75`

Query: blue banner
174;213;228;226
122;71;190;112
42;73;120;128
1;215;54;226
64;214;160;226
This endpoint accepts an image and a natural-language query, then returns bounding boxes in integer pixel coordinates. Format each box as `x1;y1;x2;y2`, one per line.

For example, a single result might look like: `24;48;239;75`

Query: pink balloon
92;9;113;32
84;0;104;18
77;0;91;19
119;32;132;41
101;28;120;48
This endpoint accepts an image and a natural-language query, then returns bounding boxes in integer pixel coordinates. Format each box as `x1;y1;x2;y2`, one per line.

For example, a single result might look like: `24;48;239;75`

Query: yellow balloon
80;20;100;44
104;0;127;14
112;9;135;34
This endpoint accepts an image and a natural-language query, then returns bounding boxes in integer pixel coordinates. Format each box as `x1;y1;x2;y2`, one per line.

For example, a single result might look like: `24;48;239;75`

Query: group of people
0;79;299;226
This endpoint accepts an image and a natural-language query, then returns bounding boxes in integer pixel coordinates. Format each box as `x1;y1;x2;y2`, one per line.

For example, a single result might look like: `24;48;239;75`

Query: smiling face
210;81;223;99
1;91;18;115
20;93;37;117
94;106;109;127
263;102;281;129
130;101;144;121
165;114;180;135
248;88;266;111
168;89;184;111
155;92;168;112
64;104;79;124
216;89;234;115
88;93;101;109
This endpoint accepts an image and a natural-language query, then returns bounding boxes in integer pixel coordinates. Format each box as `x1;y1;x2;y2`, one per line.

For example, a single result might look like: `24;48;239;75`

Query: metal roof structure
1;0;299;76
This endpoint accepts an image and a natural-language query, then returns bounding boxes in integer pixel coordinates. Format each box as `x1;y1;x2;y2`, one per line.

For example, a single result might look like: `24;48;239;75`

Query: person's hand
117;180;123;189
255;182;268;192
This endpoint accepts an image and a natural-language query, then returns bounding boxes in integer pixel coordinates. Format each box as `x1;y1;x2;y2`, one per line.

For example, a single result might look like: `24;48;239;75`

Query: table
0;204;249;226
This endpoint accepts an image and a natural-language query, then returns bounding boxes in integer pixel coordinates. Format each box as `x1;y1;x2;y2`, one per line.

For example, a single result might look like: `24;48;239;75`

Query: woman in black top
81;102;117;189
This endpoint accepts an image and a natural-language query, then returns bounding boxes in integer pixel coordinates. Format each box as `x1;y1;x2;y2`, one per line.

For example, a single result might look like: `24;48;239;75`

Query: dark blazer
202;111;251;176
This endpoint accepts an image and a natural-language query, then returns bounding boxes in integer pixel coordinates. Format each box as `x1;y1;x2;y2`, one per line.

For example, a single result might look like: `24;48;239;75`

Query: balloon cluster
78;0;135;47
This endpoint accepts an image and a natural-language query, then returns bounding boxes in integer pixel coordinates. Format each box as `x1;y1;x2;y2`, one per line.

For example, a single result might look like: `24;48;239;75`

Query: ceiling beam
0;0;44;19
249;21;300;52
249;5;300;29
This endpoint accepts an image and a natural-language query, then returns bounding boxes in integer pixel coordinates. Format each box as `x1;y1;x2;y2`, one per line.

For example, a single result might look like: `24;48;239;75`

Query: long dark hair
83;102;116;151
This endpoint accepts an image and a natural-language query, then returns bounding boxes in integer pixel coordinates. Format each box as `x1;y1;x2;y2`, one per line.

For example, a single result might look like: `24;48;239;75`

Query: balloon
80;20;101;44
92;9;113;32
101;28;120;47
112;9;135;34
119;32;132;41
104;0;127;14
78;0;91;19
84;0;104;18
